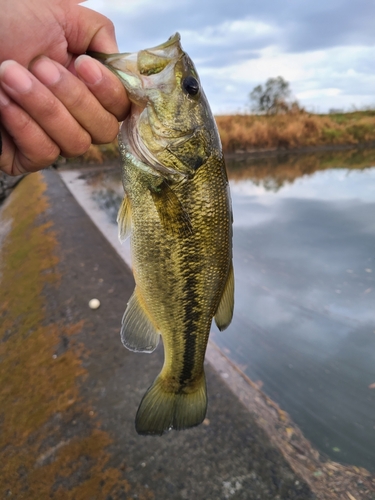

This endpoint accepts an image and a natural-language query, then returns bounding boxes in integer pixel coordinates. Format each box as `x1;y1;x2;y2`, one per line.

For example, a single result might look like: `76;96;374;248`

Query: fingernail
0;61;32;93
75;55;103;85
31;57;61;86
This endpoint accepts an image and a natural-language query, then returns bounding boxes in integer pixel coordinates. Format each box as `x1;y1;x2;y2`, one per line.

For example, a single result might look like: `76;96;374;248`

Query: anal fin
214;262;234;331
121;289;160;352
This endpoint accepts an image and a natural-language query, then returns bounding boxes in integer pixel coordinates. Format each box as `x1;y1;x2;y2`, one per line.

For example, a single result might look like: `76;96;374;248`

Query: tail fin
135;373;207;435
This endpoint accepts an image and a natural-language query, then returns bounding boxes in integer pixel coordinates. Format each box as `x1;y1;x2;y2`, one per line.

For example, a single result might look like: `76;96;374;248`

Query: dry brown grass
215;111;375;153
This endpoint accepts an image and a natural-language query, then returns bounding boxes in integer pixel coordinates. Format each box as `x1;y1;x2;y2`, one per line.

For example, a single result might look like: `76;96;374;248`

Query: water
61;148;375;470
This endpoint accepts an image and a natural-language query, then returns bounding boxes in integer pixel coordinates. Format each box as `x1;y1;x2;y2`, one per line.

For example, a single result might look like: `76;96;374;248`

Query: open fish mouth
89;33;183;96
103;32;181;65
90;33;190;179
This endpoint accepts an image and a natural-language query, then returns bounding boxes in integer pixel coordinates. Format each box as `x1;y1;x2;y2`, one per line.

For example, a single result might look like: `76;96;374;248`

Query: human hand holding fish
0;0;130;176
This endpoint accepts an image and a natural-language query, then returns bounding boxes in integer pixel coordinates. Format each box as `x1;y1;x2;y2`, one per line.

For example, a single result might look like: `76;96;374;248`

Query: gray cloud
196;48;260;69
103;0;375;86
106;0;375;54
87;0;375;112
282;0;375;52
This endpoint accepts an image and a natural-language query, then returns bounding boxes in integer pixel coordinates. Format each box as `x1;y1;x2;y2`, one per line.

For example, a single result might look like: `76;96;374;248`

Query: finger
0;90;60;175
75;55;130;122
30;56;121;144
0;60;91;158
0;125;30;177
65;4;119;54
0;125;22;176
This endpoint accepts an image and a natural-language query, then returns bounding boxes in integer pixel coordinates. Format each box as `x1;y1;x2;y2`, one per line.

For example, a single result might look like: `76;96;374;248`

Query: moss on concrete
0;172;131;499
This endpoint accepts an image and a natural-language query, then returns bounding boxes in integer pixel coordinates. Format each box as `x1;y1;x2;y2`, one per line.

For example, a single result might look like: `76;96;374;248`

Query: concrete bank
0;169;372;499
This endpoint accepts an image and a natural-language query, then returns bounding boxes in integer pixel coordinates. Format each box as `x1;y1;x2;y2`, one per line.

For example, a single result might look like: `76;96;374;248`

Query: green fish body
91;34;234;435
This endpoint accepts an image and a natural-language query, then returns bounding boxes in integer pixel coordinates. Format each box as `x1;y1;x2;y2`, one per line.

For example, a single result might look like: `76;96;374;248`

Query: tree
250;76;294;114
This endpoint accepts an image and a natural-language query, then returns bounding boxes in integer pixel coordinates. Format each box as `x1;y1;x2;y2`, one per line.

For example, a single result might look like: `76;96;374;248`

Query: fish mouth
89;33;183;101
90;34;192;179
139;32;181;54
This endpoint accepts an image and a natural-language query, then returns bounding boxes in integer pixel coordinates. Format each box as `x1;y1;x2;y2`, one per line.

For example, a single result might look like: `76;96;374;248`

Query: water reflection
216;151;375;470
226;147;375;191
72;149;375;470
79;169;123;224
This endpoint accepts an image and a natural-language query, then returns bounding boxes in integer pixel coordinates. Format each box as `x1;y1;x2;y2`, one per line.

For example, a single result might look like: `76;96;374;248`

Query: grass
216;110;375;153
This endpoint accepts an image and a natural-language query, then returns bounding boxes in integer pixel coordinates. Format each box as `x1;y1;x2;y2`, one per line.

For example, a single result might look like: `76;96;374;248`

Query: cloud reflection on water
215;165;375;469
230;167;375;202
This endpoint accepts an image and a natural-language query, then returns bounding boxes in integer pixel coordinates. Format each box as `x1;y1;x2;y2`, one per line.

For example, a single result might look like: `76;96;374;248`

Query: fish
90;33;234;435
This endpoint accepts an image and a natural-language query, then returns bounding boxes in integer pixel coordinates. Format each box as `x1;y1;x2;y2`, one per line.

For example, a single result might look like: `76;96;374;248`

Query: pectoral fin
117;195;132;242
150;180;192;237
214;262;234;331
121;289;160;352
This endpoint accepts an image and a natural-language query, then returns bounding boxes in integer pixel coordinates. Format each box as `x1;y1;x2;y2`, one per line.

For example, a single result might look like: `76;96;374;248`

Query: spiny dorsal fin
117;195;132;242
150;180;193;237
214;262;234;331
121;289;160;352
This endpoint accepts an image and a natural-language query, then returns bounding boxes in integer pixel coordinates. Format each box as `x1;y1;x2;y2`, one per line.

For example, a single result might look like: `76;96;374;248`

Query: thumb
64;3;119;55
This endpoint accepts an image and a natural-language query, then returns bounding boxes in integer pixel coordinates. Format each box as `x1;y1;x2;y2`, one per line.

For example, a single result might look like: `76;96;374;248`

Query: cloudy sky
85;0;375;115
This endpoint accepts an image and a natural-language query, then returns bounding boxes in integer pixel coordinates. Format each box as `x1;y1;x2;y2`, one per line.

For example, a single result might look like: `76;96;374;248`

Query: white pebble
89;298;101;310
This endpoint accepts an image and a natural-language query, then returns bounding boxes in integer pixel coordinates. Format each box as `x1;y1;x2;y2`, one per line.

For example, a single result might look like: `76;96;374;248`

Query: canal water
60;148;375;471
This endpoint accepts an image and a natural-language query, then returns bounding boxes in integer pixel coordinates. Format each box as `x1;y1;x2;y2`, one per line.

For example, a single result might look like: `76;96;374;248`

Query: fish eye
182;76;200;96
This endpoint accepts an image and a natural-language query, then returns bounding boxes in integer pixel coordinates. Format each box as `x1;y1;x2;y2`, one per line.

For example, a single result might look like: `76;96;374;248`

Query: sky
85;0;375;115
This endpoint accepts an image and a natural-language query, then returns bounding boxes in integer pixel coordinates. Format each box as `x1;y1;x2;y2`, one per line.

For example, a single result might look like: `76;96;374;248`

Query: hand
0;0;130;176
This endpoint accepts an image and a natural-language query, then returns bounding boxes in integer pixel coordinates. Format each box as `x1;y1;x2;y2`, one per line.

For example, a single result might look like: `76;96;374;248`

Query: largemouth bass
91;34;234;435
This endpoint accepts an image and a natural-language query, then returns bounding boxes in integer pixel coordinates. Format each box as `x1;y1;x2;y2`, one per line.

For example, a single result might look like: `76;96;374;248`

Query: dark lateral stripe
179;273;200;387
